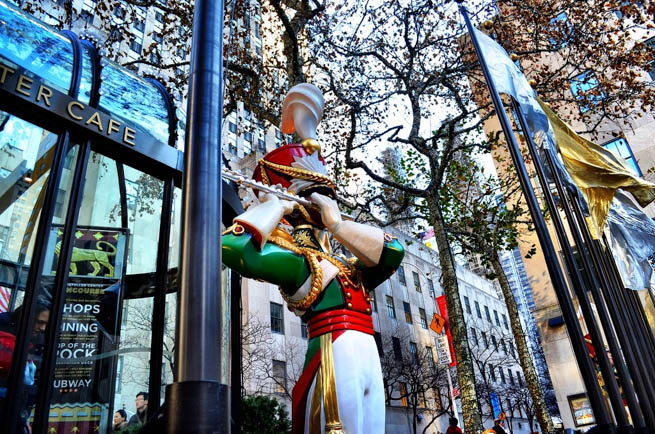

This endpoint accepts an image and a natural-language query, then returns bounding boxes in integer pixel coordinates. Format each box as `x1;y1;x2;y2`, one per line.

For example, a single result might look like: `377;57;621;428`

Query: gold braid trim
268;235;360;311
309;333;344;434
259;159;336;190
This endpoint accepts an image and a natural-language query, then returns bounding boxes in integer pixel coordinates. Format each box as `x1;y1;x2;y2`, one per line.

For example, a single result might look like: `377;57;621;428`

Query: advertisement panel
42;226;128;434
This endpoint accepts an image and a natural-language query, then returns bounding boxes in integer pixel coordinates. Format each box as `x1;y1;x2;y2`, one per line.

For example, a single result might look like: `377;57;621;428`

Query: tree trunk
489;252;554;434
428;195;483;433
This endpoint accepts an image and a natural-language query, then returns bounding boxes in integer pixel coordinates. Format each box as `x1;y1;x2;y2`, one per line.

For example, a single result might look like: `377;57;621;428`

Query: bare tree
380;326;452;434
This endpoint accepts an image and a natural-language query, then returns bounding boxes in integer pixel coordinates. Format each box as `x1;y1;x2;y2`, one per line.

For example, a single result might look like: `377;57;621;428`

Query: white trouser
304;330;385;434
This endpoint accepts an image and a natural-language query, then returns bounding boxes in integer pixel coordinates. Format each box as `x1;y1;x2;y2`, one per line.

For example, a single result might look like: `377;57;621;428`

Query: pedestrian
493;419;507;434
0;298;50;434
113;409;128;432
446;417;462;434
127;392;149;426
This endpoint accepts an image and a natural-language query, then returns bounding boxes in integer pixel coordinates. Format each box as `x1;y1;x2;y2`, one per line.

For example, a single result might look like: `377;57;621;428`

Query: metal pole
568;195;655;429
447;366;458;425
511;99;625;429
458;4;612;427
164;0;228;432
538;142;643;432
602;248;655;382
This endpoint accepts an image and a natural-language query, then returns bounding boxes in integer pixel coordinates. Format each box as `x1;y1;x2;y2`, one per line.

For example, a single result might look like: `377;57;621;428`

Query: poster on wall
43;226;128;434
568;393;596;427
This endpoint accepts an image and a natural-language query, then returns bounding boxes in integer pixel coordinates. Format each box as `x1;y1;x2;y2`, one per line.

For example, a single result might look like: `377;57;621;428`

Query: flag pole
509;99;628;430
455;1;613;429
535;140;646;431
568;191;655;429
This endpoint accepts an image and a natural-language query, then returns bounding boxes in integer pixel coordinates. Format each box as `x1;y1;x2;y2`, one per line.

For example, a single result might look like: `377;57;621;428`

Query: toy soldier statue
222;84;404;434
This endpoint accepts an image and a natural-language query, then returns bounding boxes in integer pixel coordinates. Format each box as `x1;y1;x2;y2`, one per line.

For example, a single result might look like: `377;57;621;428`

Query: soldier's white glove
310;193;343;233
233;191;297;250
311;193;384;267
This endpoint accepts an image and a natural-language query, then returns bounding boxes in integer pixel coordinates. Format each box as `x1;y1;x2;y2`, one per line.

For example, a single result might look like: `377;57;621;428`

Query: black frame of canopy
0;14;242;433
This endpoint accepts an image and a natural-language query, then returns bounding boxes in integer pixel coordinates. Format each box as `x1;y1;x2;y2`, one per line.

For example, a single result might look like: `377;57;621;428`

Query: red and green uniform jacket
222;225;404;432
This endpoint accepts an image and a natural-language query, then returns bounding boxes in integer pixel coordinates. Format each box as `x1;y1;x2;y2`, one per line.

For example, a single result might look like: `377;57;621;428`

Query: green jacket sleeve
360;238;405;291
222;232;310;290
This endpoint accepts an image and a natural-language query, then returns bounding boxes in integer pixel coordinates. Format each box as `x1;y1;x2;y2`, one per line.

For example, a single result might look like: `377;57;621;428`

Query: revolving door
0;2;242;433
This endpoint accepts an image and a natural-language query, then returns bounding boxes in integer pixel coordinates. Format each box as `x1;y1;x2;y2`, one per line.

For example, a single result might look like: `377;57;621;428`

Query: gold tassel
307;333;345;434
321;333;345;434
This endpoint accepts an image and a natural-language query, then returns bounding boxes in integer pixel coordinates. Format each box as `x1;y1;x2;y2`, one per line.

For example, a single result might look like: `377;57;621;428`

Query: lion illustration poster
45;226;127;278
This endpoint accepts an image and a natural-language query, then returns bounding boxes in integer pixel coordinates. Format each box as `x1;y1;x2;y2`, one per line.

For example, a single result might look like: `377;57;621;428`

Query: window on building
419;308;428;329
463;296;472;315
645;37;655;80
475;300;481;318
80;10;93;25
115;355;124;392
244;131;253;143
500;368;506;384
470;328;478;346
398;265;406;285
228;121;237;134
387;296;396;319
270;302;284;334
155;11;164;22
413;271;421;292
228;141;237;155
129;41;142;53
570;70;605;113
272;360;287;393
501;340;508;355
428;280;435;298
409;341;418;362
484;305;491;322
301;319;307;339
153;32;163;43
509;370;515;385
510;343;516;357
516;371;523;386
275;129;283;140
254;21;261;38
374;332;384;356
257;138;265;151
370;291;378;312
399;382;408;407
549;11;571;48
54;188;67;218
403;302;412;323
493;310;500;327
134;19;145;32
602;137;641;176
502;313;509;329
489;364;497;382
426;346;435;368
482;331;488;349
491;335;498;352
392;337;402;361
114;5;125;18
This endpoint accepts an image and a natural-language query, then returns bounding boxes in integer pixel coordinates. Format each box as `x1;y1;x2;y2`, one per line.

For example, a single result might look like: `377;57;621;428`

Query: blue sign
490;391;502;419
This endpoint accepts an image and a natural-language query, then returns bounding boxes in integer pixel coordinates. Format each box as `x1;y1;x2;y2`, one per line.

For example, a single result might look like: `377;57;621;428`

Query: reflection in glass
0;2;73;93
0;143;77;433
99;62;170;147
78;43;94;105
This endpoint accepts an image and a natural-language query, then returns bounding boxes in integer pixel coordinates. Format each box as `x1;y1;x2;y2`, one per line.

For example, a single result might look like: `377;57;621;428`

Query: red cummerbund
307;309;374;340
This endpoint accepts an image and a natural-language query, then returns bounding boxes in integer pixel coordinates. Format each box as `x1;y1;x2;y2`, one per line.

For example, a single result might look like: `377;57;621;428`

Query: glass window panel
78;43;94;105
5;143;78;433
45;152;163;432
0;2;73;93
99;61;170;147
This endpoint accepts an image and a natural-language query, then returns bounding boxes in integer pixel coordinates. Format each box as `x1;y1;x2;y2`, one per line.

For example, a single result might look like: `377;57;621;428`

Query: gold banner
538;99;655;238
